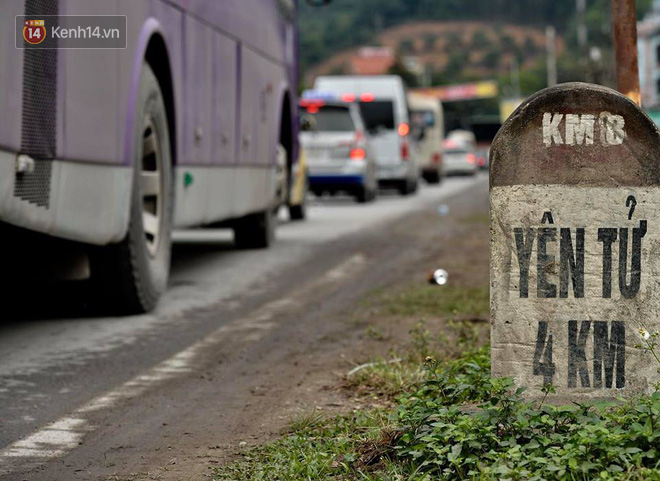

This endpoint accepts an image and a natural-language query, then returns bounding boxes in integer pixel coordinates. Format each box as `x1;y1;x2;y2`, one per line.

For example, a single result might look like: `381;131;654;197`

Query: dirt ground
23;183;489;481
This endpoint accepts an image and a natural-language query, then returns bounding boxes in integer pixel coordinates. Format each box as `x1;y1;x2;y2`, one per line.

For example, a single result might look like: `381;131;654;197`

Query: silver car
442;140;478;176
299;99;377;203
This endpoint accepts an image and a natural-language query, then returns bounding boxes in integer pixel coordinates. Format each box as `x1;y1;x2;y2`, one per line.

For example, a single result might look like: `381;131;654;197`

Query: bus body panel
0;0;298;245
183;15;214;167
0;0;26;152
58;0;119;164
183;0;291;65
62;46;120;164
210;34;238;168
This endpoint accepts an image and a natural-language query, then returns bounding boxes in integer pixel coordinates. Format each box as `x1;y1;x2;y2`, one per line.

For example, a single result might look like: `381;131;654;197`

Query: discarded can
428;269;448;285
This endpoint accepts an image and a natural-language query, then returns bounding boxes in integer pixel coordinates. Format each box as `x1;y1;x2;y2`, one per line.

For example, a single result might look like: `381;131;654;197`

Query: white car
442;140;478;176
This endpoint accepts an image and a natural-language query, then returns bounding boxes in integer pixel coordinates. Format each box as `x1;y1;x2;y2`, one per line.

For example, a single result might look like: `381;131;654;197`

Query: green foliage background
299;0;652;89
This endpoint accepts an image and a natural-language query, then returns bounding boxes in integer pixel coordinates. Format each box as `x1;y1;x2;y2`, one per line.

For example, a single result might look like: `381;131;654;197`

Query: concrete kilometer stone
490;82;660;401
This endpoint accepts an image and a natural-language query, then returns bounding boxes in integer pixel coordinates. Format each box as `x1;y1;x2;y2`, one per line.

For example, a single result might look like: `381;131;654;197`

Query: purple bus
0;0;302;313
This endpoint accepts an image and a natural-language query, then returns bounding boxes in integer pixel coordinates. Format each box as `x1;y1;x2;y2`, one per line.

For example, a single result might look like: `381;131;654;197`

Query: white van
408;93;445;184
314;76;418;195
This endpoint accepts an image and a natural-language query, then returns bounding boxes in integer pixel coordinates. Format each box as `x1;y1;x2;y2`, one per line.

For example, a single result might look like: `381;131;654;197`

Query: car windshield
304;105;355;132
359;100;395;132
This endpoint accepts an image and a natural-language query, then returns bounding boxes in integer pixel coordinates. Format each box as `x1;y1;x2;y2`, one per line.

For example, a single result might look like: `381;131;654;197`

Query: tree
423;33;438;51
481;49;500;69
447;31;464;49
388;58;419;87
443;52;465;80
398;37;415;55
523;35;538;55
471;30;490;50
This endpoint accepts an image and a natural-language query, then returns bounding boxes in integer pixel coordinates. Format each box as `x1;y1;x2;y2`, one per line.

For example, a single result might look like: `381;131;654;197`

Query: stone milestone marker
490;82;660;400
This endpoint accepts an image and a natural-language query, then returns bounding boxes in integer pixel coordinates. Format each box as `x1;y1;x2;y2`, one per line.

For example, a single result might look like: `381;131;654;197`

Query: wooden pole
612;0;641;105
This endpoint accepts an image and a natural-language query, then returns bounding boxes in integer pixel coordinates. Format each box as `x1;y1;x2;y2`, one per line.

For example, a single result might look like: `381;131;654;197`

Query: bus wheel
90;63;173;314
398;178;414;196
233;208;275;249
424;170;442;184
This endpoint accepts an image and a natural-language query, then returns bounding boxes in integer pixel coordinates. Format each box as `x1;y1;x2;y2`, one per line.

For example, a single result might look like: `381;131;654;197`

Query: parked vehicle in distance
313;76;418;196
299;92;377;203
442;139;478;176
475;146;490;170
0;0;301;314
447;129;477;150
408;93;445;184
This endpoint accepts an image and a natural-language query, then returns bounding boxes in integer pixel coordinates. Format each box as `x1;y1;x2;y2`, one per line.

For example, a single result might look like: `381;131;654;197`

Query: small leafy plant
637;327;660;392
394;346;660;480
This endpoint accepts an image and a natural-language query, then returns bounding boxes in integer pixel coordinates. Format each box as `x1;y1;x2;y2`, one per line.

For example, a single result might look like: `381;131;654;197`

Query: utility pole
546;26;557;87
612;0;641;105
577;0;588;64
511;57;521;98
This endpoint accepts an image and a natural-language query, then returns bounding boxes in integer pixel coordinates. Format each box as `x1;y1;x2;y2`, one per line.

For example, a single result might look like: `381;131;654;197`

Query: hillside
305;20;564;87
299;0;652;89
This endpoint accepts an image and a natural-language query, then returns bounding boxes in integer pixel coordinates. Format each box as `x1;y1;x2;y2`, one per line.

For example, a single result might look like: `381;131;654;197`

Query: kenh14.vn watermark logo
23;19;45;45
16;16;126;49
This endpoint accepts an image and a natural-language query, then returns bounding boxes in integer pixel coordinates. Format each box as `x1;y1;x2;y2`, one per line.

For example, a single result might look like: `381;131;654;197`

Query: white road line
0;254;367;477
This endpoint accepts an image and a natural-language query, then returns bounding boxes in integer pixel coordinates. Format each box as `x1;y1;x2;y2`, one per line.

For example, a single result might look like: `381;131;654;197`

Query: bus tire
425;170;441;184
90;63;173;315
398;178;414;196
233;208;275;249
411;177;419;193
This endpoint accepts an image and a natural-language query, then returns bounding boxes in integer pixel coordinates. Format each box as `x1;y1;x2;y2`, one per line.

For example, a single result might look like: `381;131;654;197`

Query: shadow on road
0;231;238;323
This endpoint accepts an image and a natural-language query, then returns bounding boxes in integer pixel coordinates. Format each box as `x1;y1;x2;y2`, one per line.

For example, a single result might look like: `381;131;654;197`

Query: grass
212;277;660;481
213;410;394;480
213;281;490;480
344;318;483;401
340;280;489;401
459;213;490;225
374;284;489;319
215;345;660;481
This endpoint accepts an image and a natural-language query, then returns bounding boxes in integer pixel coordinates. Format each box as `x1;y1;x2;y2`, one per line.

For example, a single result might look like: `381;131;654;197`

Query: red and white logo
23;20;46;45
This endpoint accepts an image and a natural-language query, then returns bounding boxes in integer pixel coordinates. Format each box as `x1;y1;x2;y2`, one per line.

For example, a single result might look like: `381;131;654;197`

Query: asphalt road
0;173;487;479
